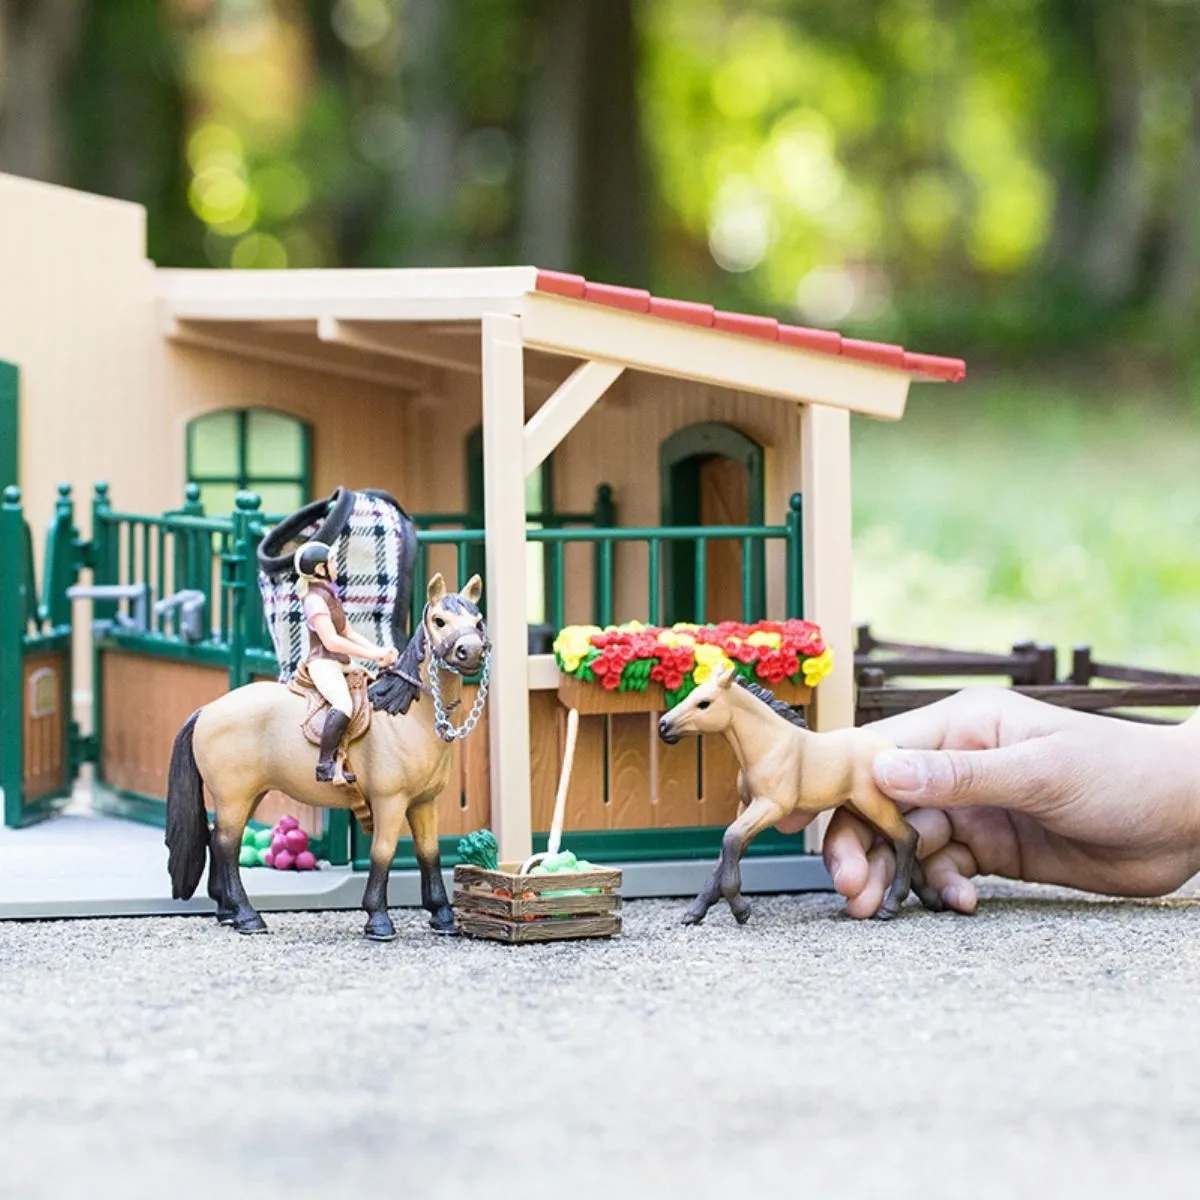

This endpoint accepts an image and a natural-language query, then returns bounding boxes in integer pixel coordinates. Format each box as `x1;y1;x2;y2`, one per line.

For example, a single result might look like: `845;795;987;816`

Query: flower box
453;862;623;943
557;673;811;715
552;618;830;714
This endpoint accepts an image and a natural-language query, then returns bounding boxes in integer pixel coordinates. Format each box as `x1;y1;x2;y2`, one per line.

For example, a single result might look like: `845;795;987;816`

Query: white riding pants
307;657;353;716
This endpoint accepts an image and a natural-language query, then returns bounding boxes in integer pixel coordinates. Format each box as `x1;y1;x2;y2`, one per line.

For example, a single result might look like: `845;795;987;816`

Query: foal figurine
658;664;945;926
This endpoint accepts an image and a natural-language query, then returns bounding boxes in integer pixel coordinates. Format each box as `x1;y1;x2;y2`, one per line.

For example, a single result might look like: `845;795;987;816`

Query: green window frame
465;425;554;627
186;408;312;516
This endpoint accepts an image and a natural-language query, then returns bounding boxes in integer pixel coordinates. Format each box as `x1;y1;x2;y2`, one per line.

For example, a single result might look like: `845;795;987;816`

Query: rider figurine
293;541;398;783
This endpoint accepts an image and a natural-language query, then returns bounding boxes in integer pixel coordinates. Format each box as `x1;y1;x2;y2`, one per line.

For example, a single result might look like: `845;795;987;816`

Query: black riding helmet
293;541;333;579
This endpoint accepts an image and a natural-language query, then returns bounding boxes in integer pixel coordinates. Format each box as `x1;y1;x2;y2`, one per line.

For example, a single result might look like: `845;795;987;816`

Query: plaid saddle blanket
256;487;419;683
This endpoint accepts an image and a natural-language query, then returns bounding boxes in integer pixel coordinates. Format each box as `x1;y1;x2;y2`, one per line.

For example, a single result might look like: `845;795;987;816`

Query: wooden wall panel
427;682;489;838
22;651;68;801
608;713;655;832
655;736;702;827
103;654;337;836
101;653;229;799
529;689;560;832
561;709;608;831
700;738;743;827
461;688;492;833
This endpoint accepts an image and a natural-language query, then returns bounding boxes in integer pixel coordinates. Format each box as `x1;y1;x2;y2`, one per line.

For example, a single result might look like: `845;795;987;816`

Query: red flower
650;645;692;693
780;619;825;657
629;633;661;657
591;643;636;689
755;650;790;685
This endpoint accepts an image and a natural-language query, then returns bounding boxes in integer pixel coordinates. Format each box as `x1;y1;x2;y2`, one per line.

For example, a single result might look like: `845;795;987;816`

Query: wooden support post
523;359;624;475
799;403;855;854
481;313;533;864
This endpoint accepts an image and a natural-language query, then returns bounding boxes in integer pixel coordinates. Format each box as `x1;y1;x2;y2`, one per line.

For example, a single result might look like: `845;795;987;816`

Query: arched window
465;425;554;628
186;408;311;515
660;422;765;624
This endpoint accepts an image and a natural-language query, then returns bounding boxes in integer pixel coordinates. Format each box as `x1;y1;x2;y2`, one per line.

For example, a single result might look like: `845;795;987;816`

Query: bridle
392;603;492;742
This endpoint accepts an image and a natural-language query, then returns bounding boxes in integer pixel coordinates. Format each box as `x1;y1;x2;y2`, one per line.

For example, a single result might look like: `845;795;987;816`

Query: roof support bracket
522;358;624;476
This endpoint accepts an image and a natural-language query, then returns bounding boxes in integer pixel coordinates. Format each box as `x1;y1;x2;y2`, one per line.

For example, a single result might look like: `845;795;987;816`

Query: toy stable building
0;172;964;888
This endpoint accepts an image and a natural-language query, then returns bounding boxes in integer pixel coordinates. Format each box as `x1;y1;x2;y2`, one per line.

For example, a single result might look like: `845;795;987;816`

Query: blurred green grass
850;372;1200;676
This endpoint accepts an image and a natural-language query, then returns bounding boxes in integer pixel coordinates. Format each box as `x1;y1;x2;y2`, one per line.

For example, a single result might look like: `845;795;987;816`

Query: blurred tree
64;0;200;265
0;0;88;183
519;0;648;283
4;0;1199;359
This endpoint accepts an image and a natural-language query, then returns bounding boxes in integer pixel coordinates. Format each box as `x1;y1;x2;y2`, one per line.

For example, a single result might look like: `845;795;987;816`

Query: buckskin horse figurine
165;573;490;941
657;663;945;926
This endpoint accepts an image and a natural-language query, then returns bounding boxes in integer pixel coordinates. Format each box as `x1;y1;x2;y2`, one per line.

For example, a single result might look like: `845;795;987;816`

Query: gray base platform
0;796;832;920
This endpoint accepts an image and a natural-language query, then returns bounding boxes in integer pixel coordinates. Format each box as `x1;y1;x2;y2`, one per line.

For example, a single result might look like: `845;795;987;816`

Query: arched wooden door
660;423;765;625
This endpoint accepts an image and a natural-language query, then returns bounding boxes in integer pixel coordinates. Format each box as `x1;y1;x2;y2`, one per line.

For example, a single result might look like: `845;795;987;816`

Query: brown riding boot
316;708;353;784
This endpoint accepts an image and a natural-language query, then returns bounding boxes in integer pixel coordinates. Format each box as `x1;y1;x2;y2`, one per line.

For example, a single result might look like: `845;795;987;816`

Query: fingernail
875;751;928;796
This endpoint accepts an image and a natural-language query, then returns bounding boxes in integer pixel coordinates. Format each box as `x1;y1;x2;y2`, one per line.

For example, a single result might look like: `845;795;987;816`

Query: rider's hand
377;646;398;668
818;688;1200;917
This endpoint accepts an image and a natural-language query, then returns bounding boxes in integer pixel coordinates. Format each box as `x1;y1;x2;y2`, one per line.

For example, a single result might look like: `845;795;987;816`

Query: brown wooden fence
854;625;1200;725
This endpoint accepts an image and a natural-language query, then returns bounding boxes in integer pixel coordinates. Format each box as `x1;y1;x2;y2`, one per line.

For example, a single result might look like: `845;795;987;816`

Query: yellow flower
671;622;701;632
657;630;695;647
746;630;782;649
553;625;601;673
693;642;733;684
802;647;833;687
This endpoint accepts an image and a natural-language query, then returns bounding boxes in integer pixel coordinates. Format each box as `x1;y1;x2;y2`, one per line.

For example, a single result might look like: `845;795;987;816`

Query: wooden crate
453;862;623;944
557;674;811;715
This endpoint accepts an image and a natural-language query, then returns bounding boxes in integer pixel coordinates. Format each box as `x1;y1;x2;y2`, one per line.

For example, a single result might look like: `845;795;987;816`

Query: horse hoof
874;905;899;922
428;910;458;935
364;913;397;941
216;912;237;927
233;914;268;935
681;908;706;926
730;902;752;925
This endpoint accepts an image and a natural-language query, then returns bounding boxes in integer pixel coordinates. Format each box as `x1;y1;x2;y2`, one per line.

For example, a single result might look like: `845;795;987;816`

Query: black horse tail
165;709;208;901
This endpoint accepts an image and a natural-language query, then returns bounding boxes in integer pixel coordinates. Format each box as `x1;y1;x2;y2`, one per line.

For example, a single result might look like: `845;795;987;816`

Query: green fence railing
89;485;806;670
411;491;804;631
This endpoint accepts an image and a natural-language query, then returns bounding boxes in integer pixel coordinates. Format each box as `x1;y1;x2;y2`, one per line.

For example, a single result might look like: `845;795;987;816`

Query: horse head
422;572;489;676
657;662;738;744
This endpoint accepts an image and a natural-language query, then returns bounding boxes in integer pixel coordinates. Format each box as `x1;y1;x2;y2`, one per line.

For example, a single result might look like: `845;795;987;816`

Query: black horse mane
368;621;426;716
735;675;808;728
367;594;484;717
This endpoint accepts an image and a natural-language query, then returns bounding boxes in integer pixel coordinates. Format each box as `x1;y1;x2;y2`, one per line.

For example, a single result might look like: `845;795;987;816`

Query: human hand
377;646;398;668
819;688;1200;917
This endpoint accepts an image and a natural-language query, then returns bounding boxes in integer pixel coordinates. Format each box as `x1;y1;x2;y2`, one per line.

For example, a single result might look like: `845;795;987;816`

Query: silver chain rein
430;648;491;742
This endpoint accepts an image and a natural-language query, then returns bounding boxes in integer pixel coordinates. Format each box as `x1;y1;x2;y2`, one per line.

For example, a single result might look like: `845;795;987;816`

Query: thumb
872;744;1050;810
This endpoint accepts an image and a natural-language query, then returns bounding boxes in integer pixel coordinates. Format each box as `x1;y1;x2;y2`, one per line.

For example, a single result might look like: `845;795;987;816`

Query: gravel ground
1;881;1198;1200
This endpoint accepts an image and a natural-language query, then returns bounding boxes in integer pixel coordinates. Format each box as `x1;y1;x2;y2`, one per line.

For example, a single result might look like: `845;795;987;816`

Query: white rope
520;706;579;875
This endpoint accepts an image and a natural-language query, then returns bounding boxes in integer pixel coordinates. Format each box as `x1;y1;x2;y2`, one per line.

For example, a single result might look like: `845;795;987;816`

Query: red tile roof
533;269;966;383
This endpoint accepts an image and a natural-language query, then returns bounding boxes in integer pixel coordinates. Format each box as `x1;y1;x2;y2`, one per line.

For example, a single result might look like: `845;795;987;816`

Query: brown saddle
287;663;375;831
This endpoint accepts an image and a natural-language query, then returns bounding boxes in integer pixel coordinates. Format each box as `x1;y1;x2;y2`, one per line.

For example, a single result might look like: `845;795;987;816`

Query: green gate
0;484;82;826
